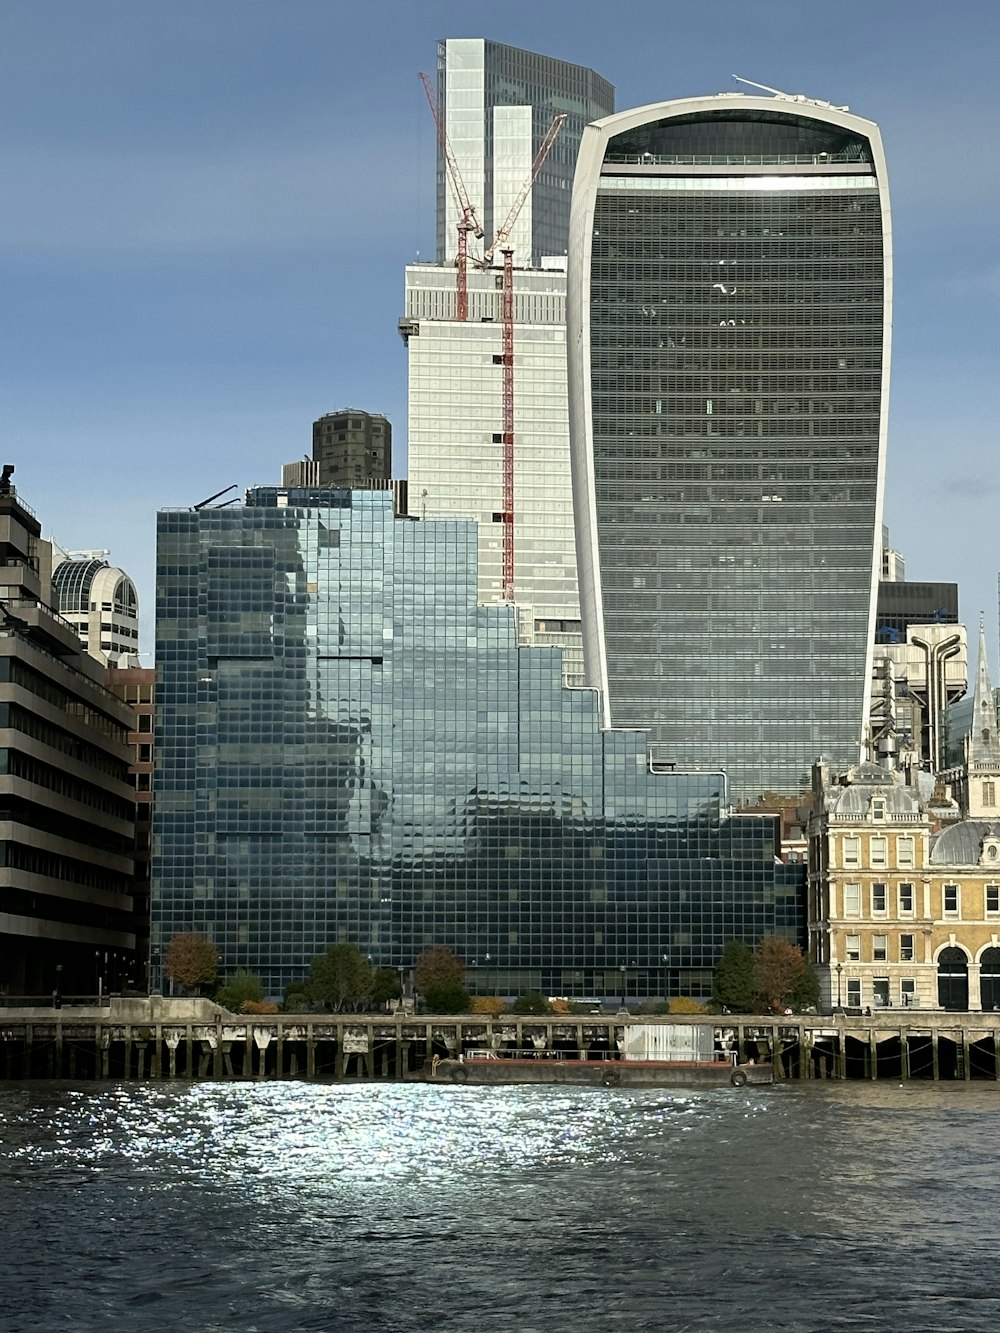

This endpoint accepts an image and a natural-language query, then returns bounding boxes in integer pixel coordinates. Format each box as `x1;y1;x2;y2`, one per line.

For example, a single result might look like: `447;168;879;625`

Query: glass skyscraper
153;488;802;997
567;93;891;803
435;39;614;265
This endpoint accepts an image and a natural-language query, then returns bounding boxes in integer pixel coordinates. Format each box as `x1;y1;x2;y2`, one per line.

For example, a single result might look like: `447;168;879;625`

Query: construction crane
419;71;484;322
480;113;567;602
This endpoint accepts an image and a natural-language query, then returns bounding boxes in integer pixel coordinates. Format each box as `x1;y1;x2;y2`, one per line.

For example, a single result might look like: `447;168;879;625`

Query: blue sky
1;0;997;659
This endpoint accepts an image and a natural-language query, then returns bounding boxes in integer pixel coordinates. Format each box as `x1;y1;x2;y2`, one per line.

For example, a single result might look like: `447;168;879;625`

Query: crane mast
419;72;484;322
483;114;567;603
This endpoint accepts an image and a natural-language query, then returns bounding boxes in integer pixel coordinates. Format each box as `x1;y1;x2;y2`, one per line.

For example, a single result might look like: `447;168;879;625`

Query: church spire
965;619;1000;816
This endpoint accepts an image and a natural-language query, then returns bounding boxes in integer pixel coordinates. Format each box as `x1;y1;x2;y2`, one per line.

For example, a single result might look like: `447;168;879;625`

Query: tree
414;946;469;1011
163;932;218;994
216;969;266;1013
753;936;812;1013
371;967;402;1007
667;996;705;1015
470;995;505;1017
712;940;756;1013
511;990;551;1015
307;944;373;1012
282;981;311;1013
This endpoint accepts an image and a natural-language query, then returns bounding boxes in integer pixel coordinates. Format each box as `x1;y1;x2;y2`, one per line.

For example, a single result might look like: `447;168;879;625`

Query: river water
2;1080;1000;1332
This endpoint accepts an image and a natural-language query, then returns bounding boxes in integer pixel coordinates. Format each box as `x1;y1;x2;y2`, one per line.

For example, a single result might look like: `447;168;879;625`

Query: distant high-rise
51;549;140;665
307;409;392;488
435;38;614;265
568;92;892;801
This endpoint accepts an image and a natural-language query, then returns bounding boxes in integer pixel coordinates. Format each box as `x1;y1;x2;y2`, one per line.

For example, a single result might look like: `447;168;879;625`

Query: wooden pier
4;1001;1000;1083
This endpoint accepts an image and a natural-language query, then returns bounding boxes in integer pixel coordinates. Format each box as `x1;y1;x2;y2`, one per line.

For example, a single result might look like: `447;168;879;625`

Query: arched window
938;947;969;1012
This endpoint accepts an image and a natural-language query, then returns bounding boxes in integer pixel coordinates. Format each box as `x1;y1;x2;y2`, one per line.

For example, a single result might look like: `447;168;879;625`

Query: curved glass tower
567;93;891;801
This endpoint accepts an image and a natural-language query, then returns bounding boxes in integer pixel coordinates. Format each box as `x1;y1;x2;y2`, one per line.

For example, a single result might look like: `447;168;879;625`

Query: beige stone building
809;629;1000;1012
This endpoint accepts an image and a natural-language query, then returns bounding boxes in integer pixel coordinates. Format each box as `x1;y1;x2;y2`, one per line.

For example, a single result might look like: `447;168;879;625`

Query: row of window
841;882;1000;917
841;834;916;868
845;933;916;962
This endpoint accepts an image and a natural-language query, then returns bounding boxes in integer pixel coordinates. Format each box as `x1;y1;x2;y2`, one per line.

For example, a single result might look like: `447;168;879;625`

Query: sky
1;0;998;660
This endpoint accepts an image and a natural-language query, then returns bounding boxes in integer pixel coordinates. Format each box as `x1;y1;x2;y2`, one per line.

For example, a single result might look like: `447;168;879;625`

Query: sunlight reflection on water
4;1081;1000;1331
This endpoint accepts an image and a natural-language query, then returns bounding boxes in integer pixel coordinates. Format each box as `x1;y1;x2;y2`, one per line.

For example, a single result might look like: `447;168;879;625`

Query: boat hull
431;1058;772;1088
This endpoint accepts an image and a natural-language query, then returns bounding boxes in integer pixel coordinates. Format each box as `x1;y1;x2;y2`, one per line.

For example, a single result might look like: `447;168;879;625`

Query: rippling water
3;1080;1000;1331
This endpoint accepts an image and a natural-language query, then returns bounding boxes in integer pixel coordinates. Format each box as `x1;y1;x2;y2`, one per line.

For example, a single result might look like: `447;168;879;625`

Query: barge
431;1052;772;1088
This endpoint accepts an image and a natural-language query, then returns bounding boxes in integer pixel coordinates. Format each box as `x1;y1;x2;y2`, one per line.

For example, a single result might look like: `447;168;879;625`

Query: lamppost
619;964;627;1010
836;961;844;1011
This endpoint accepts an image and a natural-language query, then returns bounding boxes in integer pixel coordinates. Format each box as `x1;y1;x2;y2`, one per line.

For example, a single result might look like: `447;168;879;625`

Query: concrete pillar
969;964;983;1012
576;1024;586;1060
899;1028;909;1080
869;1029;877;1080
124;1026;132;1080
23;1024;33;1078
307;1028;316;1080
963;1030;972;1081
153;1026;162;1079
275;1027;284;1079
136;1042;147;1081
213;1026;223;1079
335;1026;346;1080
801;1029;811;1079
184;1025;194;1079
932;1031;940;1081
837;1030;847;1080
67;1043;77;1080
244;1025;253;1078
54;1021;63;1078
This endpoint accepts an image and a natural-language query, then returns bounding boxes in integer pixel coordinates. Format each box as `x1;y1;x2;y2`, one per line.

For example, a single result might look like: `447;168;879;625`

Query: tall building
435;39;614;266
152;486;803;999
0;475;137;996
51;549;140;665
402;262;584;684
106;665;155;992
567;91;892;803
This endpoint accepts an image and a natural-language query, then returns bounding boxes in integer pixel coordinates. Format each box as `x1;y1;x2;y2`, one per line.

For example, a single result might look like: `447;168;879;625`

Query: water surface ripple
3;1080;1000;1331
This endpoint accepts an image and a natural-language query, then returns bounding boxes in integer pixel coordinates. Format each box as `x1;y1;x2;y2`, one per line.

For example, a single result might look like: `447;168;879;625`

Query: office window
872;882;887;914
845;935;861;962
944;884;959;916
842;836;861;869
898;882;914;916
873;935;888;962
843;883;861;917
899;933;914;962
896;836;915;868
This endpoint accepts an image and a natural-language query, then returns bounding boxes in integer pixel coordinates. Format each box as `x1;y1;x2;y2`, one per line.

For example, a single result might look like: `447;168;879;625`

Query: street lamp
836;961;844;1010
619;964;627;1010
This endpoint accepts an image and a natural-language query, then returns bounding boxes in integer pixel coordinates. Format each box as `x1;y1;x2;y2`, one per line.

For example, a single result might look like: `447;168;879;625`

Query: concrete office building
408;41;613;687
568;91;892;802
435;39;614;266
402;262;585;684
51;550;140;665
0;475;137;996
152;486;803;999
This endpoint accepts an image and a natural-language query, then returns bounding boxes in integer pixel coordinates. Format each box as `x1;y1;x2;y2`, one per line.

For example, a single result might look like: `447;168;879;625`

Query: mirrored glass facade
436;39;614;265
568;97;891;803
153;489;803;997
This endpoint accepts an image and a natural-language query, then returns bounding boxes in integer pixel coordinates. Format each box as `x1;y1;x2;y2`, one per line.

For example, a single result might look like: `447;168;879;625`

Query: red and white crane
481;114;567;602
418;71;484;323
